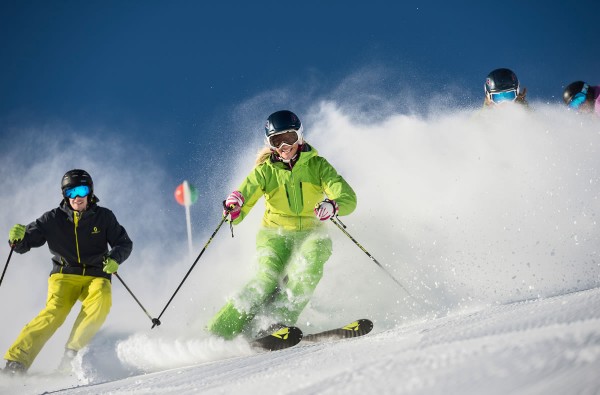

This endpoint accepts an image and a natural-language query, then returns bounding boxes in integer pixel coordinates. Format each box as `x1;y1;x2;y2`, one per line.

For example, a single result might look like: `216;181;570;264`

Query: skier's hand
314;199;338;221
8;224;26;245
223;191;244;221
516;86;527;103
103;257;119;274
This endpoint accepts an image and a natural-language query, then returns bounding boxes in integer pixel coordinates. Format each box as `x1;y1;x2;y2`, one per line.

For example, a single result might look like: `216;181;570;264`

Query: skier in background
3;169;132;375
483;68;528;108
207;110;357;340
563;81;600;116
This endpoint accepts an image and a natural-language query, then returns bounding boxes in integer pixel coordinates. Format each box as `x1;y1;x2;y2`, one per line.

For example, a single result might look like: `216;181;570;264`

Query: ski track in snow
2;287;598;395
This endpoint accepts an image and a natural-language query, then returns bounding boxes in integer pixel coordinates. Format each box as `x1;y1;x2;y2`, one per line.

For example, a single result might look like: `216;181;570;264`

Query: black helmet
265;110;303;138
563;81;589;105
485;68;519;94
61;169;93;197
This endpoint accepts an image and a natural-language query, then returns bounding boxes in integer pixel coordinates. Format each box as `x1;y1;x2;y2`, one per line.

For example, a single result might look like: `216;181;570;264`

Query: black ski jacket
13;198;133;280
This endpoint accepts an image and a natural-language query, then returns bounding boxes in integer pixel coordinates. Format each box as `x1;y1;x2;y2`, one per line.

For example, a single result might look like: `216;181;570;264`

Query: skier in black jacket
3;169;133;374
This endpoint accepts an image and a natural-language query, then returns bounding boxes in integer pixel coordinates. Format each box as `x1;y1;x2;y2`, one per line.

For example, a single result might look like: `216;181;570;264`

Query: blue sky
1;1;598;184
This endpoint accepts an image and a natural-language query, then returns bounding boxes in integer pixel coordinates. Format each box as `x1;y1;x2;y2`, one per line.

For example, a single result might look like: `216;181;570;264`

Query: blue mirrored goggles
64;185;91;199
490;89;517;104
568;83;589;110
568;93;587;109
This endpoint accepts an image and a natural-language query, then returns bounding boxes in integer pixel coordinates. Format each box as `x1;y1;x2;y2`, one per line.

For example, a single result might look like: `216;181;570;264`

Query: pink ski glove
223;191;245;221
314;199;338;221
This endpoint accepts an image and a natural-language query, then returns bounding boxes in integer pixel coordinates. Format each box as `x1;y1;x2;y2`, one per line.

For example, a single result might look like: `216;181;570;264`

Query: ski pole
329;216;413;297
152;211;231;328
0;244;15;289
114;273;161;327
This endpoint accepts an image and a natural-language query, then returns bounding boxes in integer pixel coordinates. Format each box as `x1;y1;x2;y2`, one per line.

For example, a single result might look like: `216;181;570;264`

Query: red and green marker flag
174;180;198;255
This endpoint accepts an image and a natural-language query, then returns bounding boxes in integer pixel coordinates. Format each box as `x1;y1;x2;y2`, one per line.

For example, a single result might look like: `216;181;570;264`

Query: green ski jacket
233;144;356;231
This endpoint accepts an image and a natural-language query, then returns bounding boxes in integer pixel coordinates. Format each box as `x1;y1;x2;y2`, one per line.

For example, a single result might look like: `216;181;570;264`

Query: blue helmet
264;110;304;148
265;110;303;137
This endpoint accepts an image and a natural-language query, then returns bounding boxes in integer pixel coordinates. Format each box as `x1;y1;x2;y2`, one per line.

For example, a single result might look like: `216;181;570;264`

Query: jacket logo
91;227;101;234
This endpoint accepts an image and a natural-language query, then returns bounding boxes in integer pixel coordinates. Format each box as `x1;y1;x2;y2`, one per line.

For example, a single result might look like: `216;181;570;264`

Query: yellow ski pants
4;273;112;369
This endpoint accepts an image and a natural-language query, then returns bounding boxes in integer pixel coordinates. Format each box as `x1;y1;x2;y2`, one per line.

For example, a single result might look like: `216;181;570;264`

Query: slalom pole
0;244;15;289
329;217;413;298
114;273;161;328
152;211;231;328
184;203;193;257
174;181;199;258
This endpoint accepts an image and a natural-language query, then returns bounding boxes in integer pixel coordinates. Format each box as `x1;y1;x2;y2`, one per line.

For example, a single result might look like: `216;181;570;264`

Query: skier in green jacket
207;110;357;340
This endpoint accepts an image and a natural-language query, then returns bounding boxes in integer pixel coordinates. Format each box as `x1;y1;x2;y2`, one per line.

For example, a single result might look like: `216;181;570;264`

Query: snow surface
1;287;599;394
1;102;600;394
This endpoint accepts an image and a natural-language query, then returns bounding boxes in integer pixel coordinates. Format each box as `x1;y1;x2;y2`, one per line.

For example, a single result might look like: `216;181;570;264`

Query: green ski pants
207;227;332;339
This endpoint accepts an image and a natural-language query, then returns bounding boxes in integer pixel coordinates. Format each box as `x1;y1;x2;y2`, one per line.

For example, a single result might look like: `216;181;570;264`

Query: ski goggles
490;89;517;104
64;185;91;199
568;84;589;110
268;130;300;149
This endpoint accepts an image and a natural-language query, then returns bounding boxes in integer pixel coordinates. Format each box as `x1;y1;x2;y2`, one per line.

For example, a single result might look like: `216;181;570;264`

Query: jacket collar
59;197;98;221
270;143;317;169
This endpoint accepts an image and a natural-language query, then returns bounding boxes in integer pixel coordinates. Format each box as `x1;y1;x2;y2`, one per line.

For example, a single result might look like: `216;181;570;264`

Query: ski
250;319;373;352
302;319;373;343
250;326;303;351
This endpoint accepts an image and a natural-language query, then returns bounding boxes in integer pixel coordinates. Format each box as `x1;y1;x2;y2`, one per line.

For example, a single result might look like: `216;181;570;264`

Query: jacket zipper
73;212;86;275
288;172;303;230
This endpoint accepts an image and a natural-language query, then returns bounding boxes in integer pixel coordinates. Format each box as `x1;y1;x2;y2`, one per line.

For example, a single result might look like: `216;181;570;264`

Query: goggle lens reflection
491;90;517;104
568;83;589;110
64;185;90;199
568;92;587;109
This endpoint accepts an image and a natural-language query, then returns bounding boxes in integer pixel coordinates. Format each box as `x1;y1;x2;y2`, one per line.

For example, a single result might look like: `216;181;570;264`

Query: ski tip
302;318;374;343
342;319;374;336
